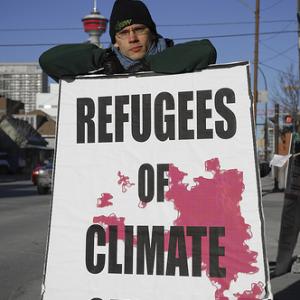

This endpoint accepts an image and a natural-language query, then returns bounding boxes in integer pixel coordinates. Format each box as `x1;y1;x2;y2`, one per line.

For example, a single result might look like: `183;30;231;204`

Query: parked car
32;159;53;185
37;162;53;194
32;164;43;185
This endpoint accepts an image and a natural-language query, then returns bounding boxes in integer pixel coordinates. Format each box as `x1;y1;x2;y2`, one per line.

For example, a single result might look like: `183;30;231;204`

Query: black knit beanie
109;0;157;43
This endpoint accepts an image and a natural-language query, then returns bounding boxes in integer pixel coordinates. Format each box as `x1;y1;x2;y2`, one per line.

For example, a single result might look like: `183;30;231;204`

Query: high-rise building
36;83;59;120
0;63;48;113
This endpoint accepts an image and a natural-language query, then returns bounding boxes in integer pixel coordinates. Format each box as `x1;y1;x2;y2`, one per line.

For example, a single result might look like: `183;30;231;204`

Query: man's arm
39;43;106;82
146;39;217;74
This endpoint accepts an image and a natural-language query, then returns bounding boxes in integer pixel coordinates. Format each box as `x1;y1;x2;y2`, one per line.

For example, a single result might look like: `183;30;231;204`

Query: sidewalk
262;175;300;299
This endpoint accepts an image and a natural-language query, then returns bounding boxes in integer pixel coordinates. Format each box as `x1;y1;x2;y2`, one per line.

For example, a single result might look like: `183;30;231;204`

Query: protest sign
42;62;272;300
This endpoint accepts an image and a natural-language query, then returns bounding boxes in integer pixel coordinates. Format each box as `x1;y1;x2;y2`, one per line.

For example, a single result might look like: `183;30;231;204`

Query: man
273;139;300;277
39;0;217;81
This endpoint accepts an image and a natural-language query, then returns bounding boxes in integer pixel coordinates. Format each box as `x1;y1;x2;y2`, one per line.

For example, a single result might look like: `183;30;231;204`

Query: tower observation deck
82;0;107;47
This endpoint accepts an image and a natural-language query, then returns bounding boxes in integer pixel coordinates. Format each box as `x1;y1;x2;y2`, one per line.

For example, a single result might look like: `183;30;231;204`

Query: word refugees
77;88;237;143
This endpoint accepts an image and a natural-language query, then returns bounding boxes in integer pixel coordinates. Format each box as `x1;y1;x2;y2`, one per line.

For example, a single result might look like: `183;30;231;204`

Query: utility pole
253;0;260;124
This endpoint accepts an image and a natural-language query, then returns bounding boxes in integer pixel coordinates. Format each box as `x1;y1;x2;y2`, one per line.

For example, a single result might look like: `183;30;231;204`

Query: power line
261;0;284;12
173;29;298;40
0;19;296;32
235;0;254;12
261;42;297;63
0;43;62;47
261;21;294;41
0;29;298;48
259;62;291;75
236;0;285;14
158;20;295;27
0;27;82;32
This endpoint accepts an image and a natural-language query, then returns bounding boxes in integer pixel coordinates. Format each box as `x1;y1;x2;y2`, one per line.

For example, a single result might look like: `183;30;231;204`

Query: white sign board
270;154;292;168
42;63;272;300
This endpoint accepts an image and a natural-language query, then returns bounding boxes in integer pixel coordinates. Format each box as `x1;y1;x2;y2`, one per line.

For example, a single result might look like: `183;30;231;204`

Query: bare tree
272;65;300;131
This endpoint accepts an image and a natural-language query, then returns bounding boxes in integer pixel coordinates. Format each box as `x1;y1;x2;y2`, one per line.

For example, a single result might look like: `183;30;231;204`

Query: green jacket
39;39;217;82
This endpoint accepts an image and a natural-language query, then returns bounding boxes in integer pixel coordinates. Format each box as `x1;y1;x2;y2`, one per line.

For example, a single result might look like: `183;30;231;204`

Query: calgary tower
82;0;107;47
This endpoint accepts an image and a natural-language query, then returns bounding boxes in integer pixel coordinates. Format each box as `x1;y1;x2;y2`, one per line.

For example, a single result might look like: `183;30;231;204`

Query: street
0;177;299;300
0;180;51;300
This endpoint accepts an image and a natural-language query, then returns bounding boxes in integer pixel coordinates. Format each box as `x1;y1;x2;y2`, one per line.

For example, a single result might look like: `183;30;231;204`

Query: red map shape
97;193;113;208
235;282;264;299
93;158;262;299
166;158;259;299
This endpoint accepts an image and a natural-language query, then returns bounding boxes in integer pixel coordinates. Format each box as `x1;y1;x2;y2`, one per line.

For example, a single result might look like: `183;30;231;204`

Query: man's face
114;24;153;60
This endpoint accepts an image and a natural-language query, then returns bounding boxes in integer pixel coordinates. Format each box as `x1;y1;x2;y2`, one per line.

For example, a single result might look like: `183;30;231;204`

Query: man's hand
102;50;125;75
126;60;150;73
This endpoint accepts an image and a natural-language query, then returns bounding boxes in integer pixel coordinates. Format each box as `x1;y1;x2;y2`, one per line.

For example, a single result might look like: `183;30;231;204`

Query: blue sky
0;0;298;105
